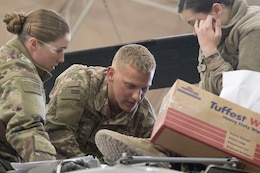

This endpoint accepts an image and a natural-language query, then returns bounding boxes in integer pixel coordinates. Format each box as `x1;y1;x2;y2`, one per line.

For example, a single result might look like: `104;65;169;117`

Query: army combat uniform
0;38;56;171
198;0;260;95
46;64;156;159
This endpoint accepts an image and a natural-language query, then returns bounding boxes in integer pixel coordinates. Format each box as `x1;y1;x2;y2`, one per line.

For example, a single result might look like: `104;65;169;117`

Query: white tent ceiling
0;0;191;51
1;0;259;52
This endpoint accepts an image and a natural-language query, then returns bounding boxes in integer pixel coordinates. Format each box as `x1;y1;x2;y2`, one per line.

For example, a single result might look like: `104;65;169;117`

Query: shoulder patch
60;88;81;101
22;80;42;96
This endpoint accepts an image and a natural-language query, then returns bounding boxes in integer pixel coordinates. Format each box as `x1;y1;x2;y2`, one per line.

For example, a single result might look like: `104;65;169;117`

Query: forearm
198;50;233;95
47;127;85;159
6;116;56;162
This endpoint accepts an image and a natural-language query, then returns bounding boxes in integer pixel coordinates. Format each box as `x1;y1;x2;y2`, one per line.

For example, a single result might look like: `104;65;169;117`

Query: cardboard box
151;79;260;172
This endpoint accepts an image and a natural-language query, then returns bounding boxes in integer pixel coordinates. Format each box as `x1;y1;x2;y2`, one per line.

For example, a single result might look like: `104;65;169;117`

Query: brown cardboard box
151;79;260;172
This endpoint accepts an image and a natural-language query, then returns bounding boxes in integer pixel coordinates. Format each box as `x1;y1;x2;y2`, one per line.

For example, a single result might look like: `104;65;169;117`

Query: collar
221;0;247;36
6;37;52;82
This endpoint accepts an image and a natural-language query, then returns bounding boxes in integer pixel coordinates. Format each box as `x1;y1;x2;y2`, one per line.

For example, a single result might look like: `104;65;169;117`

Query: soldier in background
0;9;70;172
45;44;166;161
178;0;260;95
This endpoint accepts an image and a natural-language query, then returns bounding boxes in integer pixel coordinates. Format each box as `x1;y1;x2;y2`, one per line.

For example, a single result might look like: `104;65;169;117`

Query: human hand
56;159;89;173
194;15;222;57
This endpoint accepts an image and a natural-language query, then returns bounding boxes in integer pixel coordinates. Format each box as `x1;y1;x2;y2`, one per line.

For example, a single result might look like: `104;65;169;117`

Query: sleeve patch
22;80;42;96
60;88;81;101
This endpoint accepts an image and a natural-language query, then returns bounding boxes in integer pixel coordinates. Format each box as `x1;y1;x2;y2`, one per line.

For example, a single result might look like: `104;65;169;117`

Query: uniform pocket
56;87;83;128
21;80;46;119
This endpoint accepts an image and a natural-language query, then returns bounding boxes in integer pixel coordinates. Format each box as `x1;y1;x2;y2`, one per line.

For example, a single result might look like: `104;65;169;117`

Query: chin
125;105;137;112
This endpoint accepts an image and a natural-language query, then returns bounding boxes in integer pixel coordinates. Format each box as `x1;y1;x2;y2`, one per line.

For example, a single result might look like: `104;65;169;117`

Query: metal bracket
117;153;239;168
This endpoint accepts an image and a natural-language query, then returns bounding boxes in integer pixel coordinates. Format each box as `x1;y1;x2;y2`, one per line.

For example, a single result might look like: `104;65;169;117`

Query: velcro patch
22;80;42;95
60;88;81;101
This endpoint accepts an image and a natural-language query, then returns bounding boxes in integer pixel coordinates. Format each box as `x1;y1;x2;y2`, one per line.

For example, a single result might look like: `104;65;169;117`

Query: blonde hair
3;9;70;43
112;44;156;73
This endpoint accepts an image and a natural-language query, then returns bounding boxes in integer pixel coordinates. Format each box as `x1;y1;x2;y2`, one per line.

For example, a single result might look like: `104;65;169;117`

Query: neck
107;82;122;114
220;5;231;25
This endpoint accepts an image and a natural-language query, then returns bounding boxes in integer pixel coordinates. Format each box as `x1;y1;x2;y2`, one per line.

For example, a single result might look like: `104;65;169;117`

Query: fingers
194;20;199;34
193;15;221;36
60;160;87;172
193;15;221;53
197;15;215;30
214;18;222;37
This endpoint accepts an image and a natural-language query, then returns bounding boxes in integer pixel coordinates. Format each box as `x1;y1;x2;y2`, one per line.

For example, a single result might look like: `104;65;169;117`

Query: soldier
178;0;260;95
45;44;164;161
94;0;260;172
0;9;70;172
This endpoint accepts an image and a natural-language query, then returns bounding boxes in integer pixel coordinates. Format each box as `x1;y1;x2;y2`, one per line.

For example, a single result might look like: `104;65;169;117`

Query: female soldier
0;8;70;171
178;0;260;95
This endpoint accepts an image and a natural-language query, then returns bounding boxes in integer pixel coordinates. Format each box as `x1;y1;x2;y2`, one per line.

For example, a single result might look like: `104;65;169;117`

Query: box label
209;101;260;135
224;132;255;159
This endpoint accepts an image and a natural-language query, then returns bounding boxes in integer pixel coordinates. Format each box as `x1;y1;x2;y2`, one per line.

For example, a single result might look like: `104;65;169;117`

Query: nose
58;54;65;63
132;89;142;102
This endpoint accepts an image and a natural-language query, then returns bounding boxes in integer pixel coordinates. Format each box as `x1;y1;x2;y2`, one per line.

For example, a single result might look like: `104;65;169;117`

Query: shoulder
137;98;157;120
0;47;39;83
52;65;107;96
58;65;107;79
0;44;33;66
56;65;107;86
236;6;260;34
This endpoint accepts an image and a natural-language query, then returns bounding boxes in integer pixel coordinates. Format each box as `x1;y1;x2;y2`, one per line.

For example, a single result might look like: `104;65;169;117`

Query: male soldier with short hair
45;44;165;160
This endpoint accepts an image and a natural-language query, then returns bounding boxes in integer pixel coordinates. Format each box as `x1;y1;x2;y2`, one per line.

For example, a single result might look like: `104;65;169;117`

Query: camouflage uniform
0;38;56;170
46;64;156;159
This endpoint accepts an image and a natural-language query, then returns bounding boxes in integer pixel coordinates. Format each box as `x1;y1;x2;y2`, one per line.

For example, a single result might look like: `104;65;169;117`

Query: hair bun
3;12;26;34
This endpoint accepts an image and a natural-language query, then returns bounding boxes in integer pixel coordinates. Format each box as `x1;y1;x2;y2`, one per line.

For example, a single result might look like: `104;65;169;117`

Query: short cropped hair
112;44;156;73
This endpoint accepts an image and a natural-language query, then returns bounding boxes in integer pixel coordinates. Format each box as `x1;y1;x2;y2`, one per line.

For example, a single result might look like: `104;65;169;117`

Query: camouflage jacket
0;37;56;163
46;64;156;159
198;0;260;95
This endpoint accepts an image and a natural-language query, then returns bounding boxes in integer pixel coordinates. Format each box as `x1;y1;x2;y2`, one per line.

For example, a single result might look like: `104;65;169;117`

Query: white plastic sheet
220;70;260;114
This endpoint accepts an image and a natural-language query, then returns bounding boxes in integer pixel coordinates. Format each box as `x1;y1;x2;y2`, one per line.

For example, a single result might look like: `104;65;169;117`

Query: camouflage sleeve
197;50;233;95
1;77;56;162
46;67;87;159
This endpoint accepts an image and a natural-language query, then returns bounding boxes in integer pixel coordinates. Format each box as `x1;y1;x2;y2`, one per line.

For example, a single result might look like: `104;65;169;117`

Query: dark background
44;34;200;102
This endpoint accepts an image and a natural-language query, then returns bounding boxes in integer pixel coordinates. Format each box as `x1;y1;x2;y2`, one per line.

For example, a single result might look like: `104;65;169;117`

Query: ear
107;66;115;82
212;3;223;16
27;37;38;50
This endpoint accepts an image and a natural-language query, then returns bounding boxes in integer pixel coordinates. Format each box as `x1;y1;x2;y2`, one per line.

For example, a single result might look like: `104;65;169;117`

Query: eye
126;83;136;89
56;48;65;54
188;20;195;26
142;87;149;93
